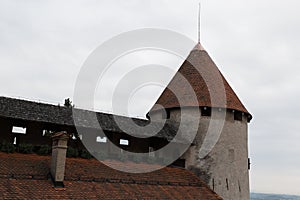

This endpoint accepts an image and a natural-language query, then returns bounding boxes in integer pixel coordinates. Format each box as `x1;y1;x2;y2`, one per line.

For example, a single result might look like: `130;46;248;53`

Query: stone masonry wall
150;108;250;200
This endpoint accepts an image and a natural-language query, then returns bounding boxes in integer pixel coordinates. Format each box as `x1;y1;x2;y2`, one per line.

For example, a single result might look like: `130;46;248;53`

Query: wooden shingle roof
0;96;179;141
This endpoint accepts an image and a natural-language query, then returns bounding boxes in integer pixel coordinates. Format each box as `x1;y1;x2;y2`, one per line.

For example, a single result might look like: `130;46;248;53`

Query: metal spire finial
198;2;201;43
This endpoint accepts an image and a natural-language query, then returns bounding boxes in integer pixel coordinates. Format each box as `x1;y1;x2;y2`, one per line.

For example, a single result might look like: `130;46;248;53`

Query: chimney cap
51;131;70;140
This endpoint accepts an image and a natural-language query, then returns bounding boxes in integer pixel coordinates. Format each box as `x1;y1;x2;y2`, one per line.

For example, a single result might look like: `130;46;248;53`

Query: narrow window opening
12;126;26;134
212;178;215;191
120;139;129;146
201;107;211;116
13;137;17;145
96;136;107;143
163;109;170;119
238;180;241;193
234;111;243;121
248;158;251;170
226;178;229;190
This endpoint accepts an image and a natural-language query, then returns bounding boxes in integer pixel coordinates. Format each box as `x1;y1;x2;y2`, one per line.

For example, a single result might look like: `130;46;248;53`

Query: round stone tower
148;43;252;200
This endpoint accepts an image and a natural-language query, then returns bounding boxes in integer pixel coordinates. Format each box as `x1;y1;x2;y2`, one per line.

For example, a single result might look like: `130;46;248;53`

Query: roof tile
150;44;251;116
0;152;223;199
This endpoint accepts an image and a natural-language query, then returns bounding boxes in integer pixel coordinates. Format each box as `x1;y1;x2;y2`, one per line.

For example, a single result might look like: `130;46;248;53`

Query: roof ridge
0;95;148;121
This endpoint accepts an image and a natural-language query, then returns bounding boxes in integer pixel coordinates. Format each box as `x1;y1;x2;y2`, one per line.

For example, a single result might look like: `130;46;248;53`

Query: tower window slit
163;109;170;119
234;111;243;121
201;107;211;116
226;178;229;190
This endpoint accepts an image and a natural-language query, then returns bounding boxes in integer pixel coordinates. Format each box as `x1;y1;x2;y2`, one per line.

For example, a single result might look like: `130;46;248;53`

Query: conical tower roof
150;43;251;117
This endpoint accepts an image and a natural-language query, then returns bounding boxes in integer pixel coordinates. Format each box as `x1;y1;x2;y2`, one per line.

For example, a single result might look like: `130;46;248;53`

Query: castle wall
150;108;250;200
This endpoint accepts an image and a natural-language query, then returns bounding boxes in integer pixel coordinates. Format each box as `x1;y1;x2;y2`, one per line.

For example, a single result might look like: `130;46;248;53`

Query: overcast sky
0;0;300;195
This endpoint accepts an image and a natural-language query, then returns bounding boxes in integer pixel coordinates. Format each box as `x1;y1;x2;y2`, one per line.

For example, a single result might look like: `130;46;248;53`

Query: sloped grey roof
0;96;180;141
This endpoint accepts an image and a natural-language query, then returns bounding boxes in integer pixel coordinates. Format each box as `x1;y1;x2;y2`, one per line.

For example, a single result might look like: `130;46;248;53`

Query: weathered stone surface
150;108;250;200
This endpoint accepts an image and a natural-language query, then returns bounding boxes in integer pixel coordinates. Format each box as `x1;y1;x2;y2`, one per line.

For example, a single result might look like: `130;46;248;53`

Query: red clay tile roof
150;43;251;116
0;152;223;200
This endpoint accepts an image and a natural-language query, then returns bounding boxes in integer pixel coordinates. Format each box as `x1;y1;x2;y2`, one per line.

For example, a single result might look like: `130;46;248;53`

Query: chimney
50;131;69;188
